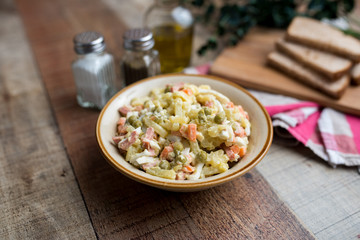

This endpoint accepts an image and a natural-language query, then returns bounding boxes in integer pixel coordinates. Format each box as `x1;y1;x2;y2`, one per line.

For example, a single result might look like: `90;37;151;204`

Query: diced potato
143;117;168;138
151;87;163;96
196;94;213;105
170;116;189;124
198;89;230;104
171;122;180;131
146;167;176;180
198;85;211;90
205;150;229;173
131;96;150;106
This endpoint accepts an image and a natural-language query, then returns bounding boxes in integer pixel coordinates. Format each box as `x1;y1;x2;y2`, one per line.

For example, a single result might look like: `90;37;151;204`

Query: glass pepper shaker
121;28;161;86
72;31;118;109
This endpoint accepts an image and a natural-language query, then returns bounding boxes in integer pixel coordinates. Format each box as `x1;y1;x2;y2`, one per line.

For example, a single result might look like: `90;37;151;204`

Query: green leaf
193;0;355;56
207;37;217;49
342;28;360;39
197;45;208;56
228;35;239;46
204;4;215;22
191;0;204;7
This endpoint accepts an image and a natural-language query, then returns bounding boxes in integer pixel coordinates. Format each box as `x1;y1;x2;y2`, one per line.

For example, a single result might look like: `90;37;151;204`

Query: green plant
190;0;355;55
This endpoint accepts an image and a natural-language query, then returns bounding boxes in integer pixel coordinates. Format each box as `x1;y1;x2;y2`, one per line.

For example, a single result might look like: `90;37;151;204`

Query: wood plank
210;28;360;116
0;2;96;239
15;0;315;238
256;141;360;239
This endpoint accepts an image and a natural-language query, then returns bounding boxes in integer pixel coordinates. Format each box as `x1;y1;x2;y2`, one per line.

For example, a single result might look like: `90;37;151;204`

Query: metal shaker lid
73;31;106;54
123;28;154;51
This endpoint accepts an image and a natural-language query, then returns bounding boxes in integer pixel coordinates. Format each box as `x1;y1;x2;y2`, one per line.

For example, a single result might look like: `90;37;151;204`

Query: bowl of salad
96;74;273;191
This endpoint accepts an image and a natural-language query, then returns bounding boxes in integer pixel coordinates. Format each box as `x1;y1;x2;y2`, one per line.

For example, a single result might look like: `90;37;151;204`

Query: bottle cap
123;28;154;51
73;31;106;54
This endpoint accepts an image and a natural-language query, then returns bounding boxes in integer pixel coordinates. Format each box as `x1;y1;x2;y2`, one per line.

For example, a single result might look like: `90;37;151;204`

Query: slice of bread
286;17;360;61
267;51;350;99
276;38;352;80
350;63;360;85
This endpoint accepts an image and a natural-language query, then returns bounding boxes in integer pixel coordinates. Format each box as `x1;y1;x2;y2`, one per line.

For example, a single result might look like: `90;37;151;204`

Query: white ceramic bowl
96;74;273;191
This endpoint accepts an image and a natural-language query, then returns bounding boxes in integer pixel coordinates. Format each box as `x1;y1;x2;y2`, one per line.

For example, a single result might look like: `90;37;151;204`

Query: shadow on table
72;142;312;239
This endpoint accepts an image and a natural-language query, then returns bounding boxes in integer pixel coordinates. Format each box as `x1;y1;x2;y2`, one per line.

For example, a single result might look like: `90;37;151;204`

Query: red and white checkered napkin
250;90;360;172
184;64;360;172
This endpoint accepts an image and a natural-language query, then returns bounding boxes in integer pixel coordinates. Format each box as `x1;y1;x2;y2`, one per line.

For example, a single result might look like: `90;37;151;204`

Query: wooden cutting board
210;28;360;116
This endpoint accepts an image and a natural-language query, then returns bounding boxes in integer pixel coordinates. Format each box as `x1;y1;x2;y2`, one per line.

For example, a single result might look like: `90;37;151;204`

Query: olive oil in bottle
144;0;194;73
153;24;193;73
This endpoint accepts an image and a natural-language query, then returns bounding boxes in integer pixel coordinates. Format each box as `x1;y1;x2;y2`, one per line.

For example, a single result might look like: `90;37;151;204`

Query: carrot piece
230;145;241;155
179;125;188;138
238;105;249;120
234;126;245;137
226;102;234;108
184;165;195;173
239;146;247;157
182;88;193;96
187;124;197;142
160;145;173;160
224;147;236;161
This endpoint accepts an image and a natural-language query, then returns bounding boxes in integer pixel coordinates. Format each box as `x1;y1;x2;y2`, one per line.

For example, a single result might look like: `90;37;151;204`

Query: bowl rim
96;73;273;190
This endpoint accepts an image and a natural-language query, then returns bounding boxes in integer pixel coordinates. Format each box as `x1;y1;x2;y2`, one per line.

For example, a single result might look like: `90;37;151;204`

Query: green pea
164;85;171;93
198;109;207;123
204;107;212;115
214;112;225;124
196;150;207;163
127;115;137;125
159;160;171;170
133;120;142;128
176;155;187;164
173;141;184;152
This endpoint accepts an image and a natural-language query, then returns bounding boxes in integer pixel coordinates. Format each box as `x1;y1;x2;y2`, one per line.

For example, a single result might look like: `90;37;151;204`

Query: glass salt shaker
121;28;161;86
72;31;118;109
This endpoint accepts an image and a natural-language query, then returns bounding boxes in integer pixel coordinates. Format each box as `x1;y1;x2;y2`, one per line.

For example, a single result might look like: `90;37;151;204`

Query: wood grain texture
15;0;314;239
210;28;360;116
0;3;96;239
257;141;360;239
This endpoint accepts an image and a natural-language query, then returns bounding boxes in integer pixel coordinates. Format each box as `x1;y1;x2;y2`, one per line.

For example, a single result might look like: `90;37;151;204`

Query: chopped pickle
176;155;187;164
127;115;137;125
159;160;171;170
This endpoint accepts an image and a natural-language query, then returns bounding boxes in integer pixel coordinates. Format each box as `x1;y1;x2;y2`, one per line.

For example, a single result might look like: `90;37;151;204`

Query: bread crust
276;39;352;80
267;51;350;99
350;63;360;85
286;17;360;61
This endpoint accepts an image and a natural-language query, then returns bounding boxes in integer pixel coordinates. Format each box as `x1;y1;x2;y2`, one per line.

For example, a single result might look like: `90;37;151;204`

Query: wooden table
1;0;359;239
